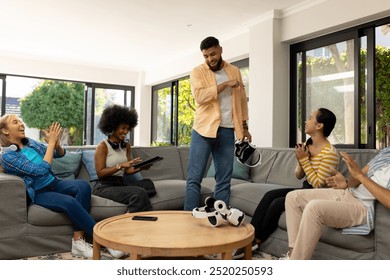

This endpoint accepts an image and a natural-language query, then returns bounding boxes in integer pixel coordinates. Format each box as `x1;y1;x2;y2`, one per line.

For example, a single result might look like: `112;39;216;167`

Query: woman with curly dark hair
93;104;154;215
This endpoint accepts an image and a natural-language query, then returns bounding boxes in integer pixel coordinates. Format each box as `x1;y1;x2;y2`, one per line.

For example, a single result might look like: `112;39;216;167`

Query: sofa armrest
0;173;28;239
374;202;390;259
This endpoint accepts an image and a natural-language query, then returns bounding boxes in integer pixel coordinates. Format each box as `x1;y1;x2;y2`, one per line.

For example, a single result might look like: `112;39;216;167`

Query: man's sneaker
279;251;290;260
71;237;93;258
233;241;259;260
107;248;126;259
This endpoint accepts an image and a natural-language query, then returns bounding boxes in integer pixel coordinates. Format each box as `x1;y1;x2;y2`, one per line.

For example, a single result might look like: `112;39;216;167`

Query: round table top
93;210;254;259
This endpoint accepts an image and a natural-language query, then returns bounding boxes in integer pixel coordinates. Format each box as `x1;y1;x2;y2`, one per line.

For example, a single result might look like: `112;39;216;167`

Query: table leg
221;251;232;260
244;243;252;260
93;240;101;260
129;251;142;260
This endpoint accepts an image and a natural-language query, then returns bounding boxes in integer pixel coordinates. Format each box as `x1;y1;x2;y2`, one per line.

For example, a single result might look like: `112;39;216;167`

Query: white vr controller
191;197;245;227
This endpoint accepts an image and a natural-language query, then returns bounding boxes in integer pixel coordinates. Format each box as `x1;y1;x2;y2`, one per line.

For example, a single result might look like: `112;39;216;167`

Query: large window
290;17;390;149
151;58;249;146
85;83;135;145
151;79;192;146
0;74;135;146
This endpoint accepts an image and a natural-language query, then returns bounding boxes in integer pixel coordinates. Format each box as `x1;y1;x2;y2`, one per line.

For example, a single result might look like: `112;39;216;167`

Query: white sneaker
71;238;93;258
107;248;126;259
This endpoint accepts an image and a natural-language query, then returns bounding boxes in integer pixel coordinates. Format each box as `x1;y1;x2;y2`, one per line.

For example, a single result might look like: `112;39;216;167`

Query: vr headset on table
192;196;245;227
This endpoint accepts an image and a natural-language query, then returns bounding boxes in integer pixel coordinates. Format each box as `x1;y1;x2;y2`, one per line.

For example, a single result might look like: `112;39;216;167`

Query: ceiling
0;0;308;71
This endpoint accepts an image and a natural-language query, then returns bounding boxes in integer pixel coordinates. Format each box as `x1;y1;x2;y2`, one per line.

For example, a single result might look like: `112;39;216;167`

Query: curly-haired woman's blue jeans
34;179;96;237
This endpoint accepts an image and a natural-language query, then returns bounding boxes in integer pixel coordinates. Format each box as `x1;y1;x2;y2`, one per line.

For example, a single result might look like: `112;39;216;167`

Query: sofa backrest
69;145;380;186
337;148;378;175
250;148;278;183
178;146;190;179
255;148;304;187
133;146;185;181
252;147;379;187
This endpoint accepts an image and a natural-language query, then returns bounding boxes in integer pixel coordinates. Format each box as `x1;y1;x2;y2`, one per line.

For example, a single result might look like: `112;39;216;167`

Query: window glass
305;40;355;145
152;85;172;145
178;78;195;146
93;88;127;144
85;86;93;145
375;24;390;149
0;77;3;114
5;76;84;145
360;36;368;146
296;52;303;144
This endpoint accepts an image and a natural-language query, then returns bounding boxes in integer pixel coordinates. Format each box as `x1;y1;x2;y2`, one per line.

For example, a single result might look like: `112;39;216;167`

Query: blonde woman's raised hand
43;122;62;145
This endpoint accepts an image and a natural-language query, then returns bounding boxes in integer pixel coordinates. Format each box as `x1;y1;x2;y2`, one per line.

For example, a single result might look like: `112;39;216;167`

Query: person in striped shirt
234;108;338;259
284;147;390;259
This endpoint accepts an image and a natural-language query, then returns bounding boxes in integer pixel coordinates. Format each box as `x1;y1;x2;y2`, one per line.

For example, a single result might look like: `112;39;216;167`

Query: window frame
289;16;390;149
84;83;135;145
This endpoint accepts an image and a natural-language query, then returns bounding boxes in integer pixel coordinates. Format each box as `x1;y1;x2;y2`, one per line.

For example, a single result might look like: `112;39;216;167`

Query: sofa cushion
266;148;304;188
201;177;247;189
250;148;278;183
178;147;190;179
52;150;82;180
133;146;184;180
81;150;98;181
28;204;72;226
149;180;187;210
206;157;251;181
230;182;293;216
90;195;127;221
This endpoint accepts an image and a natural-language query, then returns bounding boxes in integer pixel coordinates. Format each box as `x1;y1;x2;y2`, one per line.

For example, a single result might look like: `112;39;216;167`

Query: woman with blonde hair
0;114;122;258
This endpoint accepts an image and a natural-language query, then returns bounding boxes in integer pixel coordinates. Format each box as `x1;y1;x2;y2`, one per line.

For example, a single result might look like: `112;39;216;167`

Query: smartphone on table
132;216;158;221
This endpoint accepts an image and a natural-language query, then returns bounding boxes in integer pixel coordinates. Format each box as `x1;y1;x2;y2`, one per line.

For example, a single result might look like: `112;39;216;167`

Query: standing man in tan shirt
184;36;252;211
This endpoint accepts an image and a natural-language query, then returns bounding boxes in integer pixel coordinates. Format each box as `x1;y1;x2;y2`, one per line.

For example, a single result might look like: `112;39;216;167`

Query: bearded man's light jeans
184;127;234;211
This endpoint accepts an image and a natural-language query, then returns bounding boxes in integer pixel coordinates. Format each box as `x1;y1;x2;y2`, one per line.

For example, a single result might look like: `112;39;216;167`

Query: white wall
134;72;152;146
248;18;275;147
0;55;139;85
144;32;250;85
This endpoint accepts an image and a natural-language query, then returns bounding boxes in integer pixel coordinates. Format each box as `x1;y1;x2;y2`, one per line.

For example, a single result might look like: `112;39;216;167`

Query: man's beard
208;57;223;72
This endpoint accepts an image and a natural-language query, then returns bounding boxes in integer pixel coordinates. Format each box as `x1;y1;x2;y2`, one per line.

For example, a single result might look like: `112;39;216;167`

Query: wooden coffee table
93;210;254;260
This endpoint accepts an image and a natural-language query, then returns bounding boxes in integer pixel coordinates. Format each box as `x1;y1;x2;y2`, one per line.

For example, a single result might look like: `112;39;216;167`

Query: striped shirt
343;146;390;235
298;143;339;188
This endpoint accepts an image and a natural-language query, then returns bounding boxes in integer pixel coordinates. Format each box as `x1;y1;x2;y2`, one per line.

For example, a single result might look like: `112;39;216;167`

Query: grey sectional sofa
0;146;388;260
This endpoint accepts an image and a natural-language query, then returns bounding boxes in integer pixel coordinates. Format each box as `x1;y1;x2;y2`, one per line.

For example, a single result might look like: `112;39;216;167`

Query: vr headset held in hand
192;197;245;227
234;139;262;167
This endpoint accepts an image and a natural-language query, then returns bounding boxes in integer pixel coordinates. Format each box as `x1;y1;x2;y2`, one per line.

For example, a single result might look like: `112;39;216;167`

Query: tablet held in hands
132;156;164;169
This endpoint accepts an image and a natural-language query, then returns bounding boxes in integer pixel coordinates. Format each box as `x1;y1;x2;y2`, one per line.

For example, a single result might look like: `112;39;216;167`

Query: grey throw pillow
52;150;82;180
